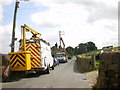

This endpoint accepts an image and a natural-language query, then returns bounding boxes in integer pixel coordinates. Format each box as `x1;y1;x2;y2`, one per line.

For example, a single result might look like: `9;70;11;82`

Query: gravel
84;71;98;86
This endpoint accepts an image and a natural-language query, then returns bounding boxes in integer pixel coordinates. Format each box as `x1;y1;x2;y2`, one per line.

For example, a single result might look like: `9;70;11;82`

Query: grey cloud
49;0;117;23
53;0;96;4
54;0;117;23
46;36;58;46
85;3;117;23
118;31;120;47
118;2;120;21
33;23;61;28
118;2;120;42
0;32;11;53
40;22;60;28
33;0;117;23
104;25;117;31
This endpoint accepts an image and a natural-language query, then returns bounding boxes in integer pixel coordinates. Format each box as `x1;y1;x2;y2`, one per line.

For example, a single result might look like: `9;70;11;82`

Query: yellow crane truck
8;24;54;75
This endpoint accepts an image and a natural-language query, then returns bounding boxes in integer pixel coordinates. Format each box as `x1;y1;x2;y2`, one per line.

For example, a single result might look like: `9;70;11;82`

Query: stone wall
97;51;120;88
76;55;96;73
0;54;8;76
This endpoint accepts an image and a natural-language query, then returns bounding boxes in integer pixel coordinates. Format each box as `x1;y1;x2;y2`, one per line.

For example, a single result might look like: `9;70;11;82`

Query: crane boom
60;37;65;49
22;24;41;39
21;24;41;51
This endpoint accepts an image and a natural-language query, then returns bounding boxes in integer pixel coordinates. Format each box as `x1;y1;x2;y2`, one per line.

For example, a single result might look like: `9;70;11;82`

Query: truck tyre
44;66;50;74
51;65;54;70
46;67;50;74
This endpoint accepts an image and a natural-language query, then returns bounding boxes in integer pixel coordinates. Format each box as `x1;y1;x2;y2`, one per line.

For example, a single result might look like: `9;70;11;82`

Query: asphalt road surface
2;57;91;88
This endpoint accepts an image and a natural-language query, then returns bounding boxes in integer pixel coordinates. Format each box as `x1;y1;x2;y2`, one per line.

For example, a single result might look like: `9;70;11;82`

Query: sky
0;0;119;54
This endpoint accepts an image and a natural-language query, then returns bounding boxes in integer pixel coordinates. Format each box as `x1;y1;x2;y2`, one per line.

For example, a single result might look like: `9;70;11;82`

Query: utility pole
11;0;19;52
59;31;61;49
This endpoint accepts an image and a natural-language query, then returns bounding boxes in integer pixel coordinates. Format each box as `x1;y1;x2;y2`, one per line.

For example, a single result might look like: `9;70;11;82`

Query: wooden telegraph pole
11;0;19;52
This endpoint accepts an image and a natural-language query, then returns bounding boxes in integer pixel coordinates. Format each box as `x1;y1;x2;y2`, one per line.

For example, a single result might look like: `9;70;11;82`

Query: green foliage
75;41;97;55
66;46;75;56
87;42;97;51
112;46;120;50
92;83;98;90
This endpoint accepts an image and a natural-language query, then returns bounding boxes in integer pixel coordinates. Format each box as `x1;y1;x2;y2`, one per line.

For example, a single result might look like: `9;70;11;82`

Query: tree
86;41;97;52
78;43;86;54
74;41;97;55
66;46;75;56
74;47;79;55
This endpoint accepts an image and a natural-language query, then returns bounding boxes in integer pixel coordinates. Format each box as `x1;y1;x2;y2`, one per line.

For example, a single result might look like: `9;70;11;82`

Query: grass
78;54;91;59
78;49;101;60
79;49;101;57
112;46;120;50
79;46;120;57
96;60;100;66
92;83;98;90
94;60;100;71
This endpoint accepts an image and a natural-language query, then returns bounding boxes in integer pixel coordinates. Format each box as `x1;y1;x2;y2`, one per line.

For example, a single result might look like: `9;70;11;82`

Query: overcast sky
0;0;119;54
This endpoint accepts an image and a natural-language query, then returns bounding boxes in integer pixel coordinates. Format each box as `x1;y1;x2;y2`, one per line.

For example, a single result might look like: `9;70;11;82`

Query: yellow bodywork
8;51;31;71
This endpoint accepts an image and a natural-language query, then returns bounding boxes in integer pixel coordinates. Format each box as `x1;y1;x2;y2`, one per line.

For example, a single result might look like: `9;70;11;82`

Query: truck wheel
46;67;50;74
44;66;50;74
51;65;54;70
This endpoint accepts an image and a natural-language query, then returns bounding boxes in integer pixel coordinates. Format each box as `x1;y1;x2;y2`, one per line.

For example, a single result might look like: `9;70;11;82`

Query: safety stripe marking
10;54;15;60
29;45;41;64
11;57;25;67
31;52;41;65
11;58;25;67
10;54;26;67
26;46;40;66
17;54;26;62
14;62;23;67
32;57;41;65
10;54;16;63
19;43;42;67
31;59;39;67
29;46;40;57
31;44;40;52
31;63;35;67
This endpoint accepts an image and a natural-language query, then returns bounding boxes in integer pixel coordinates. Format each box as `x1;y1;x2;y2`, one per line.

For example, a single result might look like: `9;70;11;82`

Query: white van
56;52;68;63
18;39;54;74
40;40;54;74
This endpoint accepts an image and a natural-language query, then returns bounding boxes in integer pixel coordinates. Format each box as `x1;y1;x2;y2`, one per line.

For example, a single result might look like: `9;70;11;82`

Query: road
2;57;91;88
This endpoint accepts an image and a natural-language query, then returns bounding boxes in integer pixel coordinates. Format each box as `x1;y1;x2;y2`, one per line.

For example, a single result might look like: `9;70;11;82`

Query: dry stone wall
97;51;120;88
76;55;96;72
